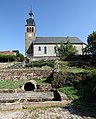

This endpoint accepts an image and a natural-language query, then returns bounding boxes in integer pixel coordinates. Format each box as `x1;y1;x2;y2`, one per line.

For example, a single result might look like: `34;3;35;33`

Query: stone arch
24;82;35;91
22;80;37;91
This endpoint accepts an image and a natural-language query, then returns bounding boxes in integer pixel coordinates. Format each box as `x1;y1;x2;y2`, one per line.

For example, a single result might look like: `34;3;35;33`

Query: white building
25;8;86;61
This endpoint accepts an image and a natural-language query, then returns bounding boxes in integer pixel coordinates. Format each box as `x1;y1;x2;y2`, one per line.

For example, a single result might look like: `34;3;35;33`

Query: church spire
26;6;35;26
29;5;34;18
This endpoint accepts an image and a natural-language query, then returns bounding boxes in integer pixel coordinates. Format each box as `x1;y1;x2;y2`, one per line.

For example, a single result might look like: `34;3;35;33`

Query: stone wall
0;69;53;80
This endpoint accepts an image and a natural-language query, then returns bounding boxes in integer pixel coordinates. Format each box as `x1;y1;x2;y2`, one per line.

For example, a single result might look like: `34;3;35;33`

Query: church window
32;27;34;32
38;46;41;51
27;27;29;32
30;27;31;32
44;46;47;54
54;46;57;53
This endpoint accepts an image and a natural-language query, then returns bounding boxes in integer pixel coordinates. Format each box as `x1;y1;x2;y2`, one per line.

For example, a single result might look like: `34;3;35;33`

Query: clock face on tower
28;33;32;37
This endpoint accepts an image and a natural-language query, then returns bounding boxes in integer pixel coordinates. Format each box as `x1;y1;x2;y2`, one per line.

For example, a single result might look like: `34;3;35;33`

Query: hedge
0;54;16;62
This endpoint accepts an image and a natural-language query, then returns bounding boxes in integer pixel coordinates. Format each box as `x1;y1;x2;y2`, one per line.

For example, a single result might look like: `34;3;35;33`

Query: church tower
25;7;36;57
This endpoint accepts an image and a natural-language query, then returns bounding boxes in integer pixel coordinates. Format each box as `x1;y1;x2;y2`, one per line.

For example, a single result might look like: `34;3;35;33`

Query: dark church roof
33;37;85;44
26;18;35;26
26;7;35;26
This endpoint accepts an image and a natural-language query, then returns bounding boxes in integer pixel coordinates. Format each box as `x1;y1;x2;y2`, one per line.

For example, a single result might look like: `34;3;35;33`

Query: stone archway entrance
24;82;35;91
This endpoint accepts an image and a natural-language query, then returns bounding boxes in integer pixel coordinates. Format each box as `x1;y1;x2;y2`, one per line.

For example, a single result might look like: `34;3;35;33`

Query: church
25;8;86;61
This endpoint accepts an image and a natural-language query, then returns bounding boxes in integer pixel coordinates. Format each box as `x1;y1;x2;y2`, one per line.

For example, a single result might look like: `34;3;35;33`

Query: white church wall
33;44;86;57
34;44;57;57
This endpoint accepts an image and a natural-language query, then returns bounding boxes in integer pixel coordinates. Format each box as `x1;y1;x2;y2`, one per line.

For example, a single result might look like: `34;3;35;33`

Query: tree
57;37;77;60
16;53;24;62
82;31;96;67
0;54;16;62
86;31;96;54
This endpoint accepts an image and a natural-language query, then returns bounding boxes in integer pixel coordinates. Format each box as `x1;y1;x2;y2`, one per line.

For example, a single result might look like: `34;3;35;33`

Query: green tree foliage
0;53;24;63
16;53;24;62
0;54;16;62
57;38;77;60
83;31;96;54
83;32;96;66
26;60;54;68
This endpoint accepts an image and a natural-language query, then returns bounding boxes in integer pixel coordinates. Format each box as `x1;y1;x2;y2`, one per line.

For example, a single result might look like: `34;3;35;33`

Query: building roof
26;18;35;26
26;7;35;26
0;51;16;55
33;37;85;44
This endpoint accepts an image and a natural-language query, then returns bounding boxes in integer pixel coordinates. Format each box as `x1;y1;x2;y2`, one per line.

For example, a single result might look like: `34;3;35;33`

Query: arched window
27;27;29;32
32;27;34;32
38;46;41;51
54;46;57;54
44;46;47;54
30;27;31;32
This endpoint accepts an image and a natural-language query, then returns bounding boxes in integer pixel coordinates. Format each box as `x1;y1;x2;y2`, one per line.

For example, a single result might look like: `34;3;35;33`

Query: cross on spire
29;5;34;18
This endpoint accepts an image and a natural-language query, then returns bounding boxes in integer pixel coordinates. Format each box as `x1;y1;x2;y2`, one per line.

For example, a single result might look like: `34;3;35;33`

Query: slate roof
33;37;85;44
26;18;35;26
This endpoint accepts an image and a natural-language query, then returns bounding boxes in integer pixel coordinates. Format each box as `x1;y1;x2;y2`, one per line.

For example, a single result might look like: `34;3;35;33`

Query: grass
59;67;86;73
58;86;96;115
0;80;25;89
0;78;48;89
58;61;96;73
58;61;85;73
58;86;78;100
35;78;47;85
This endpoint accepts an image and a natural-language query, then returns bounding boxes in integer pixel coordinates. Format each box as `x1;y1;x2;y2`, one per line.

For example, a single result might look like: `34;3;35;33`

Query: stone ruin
0;69;68;110
0;79;68;104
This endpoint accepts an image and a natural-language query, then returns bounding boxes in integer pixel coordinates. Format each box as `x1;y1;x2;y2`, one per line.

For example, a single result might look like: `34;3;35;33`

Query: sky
0;0;96;55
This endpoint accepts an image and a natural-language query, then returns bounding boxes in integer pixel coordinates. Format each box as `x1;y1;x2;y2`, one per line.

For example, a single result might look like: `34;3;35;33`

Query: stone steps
0;92;54;103
0;100;68;111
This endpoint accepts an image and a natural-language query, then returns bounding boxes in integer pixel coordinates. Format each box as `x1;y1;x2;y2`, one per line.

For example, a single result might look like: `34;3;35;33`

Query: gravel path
0;107;95;119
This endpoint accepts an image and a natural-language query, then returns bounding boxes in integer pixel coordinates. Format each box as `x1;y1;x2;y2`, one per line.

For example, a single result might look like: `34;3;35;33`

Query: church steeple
29;6;33;18
25;7;36;57
26;6;35;26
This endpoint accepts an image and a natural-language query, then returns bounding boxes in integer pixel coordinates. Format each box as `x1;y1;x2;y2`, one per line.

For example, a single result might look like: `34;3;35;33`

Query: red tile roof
0;51;16;55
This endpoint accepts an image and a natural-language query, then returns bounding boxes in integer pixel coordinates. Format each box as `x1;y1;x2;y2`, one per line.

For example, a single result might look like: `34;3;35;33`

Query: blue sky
0;0;96;55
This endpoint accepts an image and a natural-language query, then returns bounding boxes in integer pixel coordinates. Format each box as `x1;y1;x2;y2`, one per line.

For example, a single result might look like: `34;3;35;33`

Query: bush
58;86;78;100
16;53;24;62
64;55;96;68
53;70;96;102
0;54;16;62
57;39;77;60
26;60;54;68
52;70;96;88
52;71;81;88
0;53;24;63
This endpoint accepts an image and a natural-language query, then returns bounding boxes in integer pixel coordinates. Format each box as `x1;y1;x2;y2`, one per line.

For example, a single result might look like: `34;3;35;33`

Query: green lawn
0;80;25;89
59;67;86;73
0;78;47;89
35;78;47;84
58;86;78;100
58;61;96;73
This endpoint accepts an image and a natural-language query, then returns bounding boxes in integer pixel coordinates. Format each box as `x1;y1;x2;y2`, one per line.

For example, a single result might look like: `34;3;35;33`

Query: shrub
53;70;96;102
58;86;78;100
26;60;54;68
52;71;80;88
0;54;16;62
57;39;77;60
16;53;24;62
52;70;96;88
